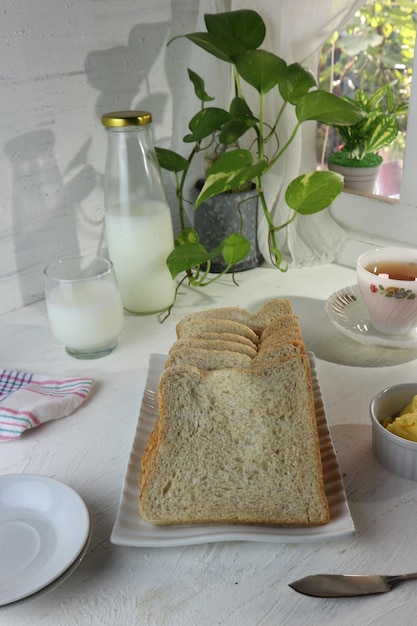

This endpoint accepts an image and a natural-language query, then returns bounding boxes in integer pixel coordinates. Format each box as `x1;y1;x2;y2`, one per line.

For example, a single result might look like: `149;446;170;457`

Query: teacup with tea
356;247;417;336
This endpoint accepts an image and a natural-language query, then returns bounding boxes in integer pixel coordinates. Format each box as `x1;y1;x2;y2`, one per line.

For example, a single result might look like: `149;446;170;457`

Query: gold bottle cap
101;110;152;127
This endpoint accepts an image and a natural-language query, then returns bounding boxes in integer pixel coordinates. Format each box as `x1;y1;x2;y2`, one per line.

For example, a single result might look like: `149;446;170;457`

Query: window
317;1;417;263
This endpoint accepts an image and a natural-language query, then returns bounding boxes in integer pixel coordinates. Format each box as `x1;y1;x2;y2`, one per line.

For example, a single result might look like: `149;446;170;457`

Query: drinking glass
44;256;124;358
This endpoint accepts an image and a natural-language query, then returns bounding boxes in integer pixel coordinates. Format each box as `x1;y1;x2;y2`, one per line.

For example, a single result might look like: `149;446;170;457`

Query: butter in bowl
370;383;417;480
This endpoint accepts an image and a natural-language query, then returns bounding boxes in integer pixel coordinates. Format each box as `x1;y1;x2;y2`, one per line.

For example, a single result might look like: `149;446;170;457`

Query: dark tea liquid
365;260;417;281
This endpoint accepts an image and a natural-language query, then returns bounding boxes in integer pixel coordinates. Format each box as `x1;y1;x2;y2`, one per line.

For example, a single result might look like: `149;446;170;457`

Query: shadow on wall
5;130;96;307
84;8;196;233
85;21;171;126
5;3;196;310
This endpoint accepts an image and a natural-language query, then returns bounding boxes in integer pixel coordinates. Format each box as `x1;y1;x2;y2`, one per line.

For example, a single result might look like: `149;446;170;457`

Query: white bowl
370;383;417;480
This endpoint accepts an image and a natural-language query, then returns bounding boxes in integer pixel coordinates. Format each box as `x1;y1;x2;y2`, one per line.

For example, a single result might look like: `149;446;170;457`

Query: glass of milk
44;256;124;359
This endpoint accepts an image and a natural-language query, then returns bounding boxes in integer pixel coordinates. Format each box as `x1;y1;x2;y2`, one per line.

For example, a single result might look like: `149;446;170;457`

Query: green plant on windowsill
156;9;365;297
327;85;408;169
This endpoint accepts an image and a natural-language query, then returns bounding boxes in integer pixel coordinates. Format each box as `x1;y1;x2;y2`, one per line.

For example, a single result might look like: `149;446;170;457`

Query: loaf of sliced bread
139;355;329;526
138;298;329;527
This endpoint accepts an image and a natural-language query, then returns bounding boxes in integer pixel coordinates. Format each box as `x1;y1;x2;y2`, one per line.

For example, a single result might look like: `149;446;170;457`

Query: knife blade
289;573;417;597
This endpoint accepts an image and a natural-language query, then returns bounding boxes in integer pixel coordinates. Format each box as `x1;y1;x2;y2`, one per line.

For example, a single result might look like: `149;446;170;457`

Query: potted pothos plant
327;85;408;193
156;9;365;292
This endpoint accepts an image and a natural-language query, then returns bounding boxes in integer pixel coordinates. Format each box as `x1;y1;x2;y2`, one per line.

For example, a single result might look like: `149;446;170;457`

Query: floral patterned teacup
356;247;417;335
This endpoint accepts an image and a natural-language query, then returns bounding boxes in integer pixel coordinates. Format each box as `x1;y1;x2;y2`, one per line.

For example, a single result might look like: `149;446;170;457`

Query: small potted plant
327;85;408;193
156;9;365;292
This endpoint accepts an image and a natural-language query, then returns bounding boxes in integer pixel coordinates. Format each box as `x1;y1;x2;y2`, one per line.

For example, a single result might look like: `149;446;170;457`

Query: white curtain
177;0;366;266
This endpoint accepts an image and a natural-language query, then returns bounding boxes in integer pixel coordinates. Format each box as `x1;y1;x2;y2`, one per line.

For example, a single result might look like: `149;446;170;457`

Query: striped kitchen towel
0;370;94;441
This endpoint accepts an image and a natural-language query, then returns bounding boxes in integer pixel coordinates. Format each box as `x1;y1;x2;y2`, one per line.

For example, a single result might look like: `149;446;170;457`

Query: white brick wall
0;0;198;314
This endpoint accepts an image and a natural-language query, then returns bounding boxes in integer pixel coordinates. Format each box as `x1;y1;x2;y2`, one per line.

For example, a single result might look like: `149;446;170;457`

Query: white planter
328;161;381;194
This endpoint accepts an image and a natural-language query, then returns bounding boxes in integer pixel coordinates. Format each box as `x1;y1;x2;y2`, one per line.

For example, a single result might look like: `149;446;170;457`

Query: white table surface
1;263;417;626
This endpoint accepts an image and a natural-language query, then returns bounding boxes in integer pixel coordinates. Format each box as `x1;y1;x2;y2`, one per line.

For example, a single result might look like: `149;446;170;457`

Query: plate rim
0;474;91;606
111;353;355;547
326;284;417;349
1;519;92;609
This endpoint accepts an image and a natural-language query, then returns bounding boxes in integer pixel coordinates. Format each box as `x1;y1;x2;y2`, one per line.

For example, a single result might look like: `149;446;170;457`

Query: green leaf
174;227;200;247
155;147;188;173
395;102;409;116
296;91;366;126
218;97;258;144
278;63;316;104
166;241;214;279
218;119;256;145
187;68;214;103
236;49;286;94
194;149;266;205
220;233;251;265
183;107;230;143
365;116;399;152
171;32;239;63
229;96;256;120
176;10;266;66
206;148;254;173
285;171;344;214
205;10;265;52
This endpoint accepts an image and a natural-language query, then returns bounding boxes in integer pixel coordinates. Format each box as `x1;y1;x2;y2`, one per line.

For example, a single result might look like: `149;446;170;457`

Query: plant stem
269;120;301;168
233;66;243;98
177;145;198;229
269;98;287;140
256;175;281;267
258;92;265;160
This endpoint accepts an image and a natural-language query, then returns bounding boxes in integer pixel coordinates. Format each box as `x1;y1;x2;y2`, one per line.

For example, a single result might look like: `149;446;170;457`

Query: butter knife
289;573;417;597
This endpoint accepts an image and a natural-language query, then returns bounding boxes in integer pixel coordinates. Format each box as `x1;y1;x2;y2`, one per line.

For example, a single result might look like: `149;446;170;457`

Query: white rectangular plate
111;353;355;546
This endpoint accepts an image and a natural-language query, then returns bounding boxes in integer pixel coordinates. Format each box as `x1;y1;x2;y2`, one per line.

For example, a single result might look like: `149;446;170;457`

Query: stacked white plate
0;474;91;607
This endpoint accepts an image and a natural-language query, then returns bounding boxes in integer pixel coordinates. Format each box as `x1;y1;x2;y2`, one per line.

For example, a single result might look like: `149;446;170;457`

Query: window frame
328;35;417;267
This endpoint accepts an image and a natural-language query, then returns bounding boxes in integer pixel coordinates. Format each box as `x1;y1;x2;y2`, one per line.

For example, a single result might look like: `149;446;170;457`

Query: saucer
325;284;417;349
4;521;92;608
0;474;91;607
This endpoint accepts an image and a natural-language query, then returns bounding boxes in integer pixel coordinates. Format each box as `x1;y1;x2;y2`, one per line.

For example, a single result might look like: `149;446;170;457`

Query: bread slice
164;347;253;371
177;299;293;335
139;355;329;526
259;315;300;342
260;327;303;345
169;337;257;359
176;316;258;344
172;327;258;350
255;340;306;363
176;317;259;344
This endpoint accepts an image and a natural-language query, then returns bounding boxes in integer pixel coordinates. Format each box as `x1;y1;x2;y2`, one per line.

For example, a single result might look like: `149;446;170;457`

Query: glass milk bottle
101;110;175;314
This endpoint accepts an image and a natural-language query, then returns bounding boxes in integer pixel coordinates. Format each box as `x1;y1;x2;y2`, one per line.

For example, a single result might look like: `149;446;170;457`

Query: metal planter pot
193;180;263;273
